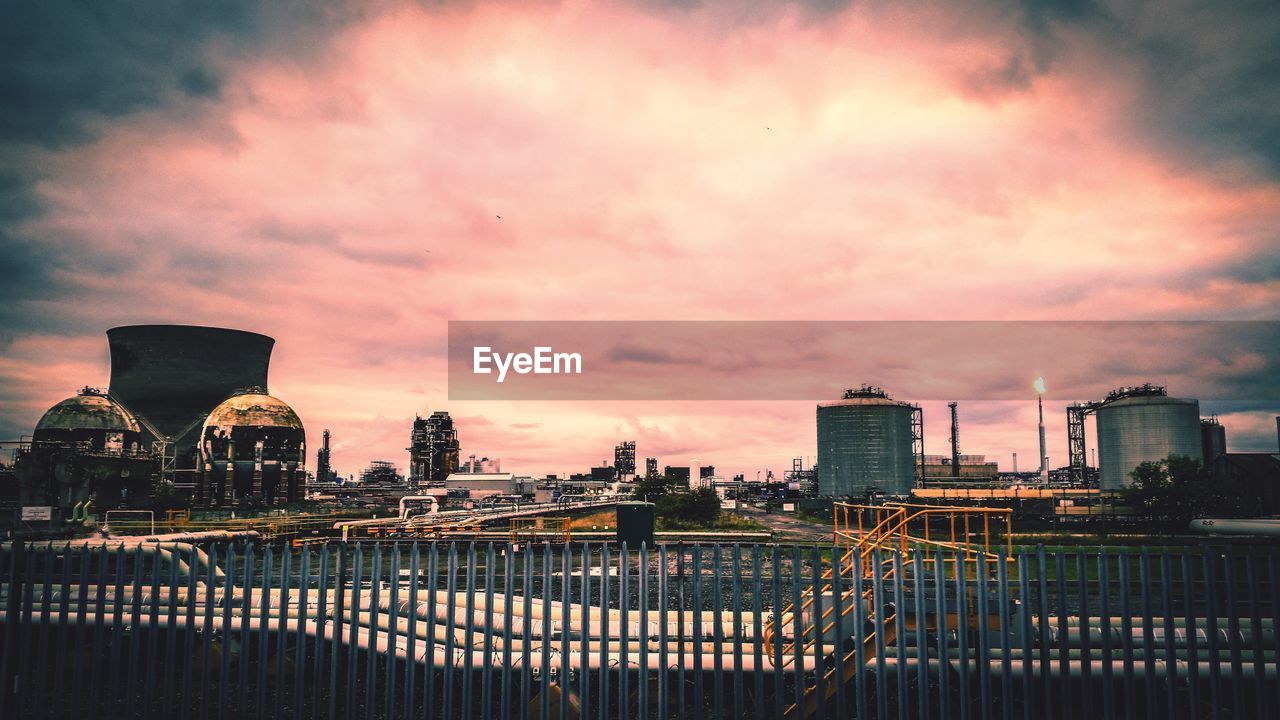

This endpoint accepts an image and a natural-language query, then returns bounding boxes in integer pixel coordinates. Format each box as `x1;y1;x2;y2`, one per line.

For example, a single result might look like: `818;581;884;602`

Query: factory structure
814;382;1254;501
10;324;307;514
408;411;460;488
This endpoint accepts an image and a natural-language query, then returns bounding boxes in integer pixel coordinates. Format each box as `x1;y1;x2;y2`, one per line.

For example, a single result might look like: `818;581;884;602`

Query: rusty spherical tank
199;392;305;506
20;388;154;508
35;389;141;437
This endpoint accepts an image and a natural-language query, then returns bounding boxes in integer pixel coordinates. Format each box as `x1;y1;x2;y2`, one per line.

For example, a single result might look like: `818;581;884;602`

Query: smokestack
1038;393;1048;483
948;402;960;478
1012;452;1018;473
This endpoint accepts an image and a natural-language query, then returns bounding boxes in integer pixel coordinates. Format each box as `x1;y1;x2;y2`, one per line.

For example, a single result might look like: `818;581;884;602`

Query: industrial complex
3;325;1279;529
1;324;1278;720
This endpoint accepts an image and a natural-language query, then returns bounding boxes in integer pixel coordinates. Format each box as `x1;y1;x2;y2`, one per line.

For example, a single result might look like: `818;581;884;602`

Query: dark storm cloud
0;1;385;149
1004;0;1280;177
0;0;378;337
0;1;250;148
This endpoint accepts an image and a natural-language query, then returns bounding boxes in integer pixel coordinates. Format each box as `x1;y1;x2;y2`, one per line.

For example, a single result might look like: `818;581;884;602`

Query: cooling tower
106;325;275;466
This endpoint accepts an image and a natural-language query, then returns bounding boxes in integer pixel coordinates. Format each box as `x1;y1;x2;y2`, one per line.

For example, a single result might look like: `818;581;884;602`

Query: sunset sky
2;0;1278;480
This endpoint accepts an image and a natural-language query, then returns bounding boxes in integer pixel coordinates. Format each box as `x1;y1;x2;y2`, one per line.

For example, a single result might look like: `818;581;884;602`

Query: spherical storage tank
20;388;154;507
199;391;305;506
817;386;917;497
1096;389;1201;490
34;389;143;448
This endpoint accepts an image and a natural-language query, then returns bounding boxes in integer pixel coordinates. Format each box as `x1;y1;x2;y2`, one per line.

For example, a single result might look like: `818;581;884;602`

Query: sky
2;0;1279;480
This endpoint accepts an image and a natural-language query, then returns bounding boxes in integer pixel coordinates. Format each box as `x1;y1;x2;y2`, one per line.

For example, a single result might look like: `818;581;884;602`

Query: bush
656;487;721;524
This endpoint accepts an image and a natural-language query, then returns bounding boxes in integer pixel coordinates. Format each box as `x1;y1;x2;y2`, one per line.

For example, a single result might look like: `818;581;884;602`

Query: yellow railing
510;517;571;544
768;501;1015;719
834;501;1014;571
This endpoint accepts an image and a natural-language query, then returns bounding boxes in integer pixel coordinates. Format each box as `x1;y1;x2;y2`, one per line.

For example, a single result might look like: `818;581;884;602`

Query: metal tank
17;388;155;508
1095;386;1201;490
817;386;918;497
106;325;275;480
1200;417;1227;467
198;391;305;507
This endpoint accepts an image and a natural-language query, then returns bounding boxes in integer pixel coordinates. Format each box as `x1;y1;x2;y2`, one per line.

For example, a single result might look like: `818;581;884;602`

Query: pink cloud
3;0;1278;478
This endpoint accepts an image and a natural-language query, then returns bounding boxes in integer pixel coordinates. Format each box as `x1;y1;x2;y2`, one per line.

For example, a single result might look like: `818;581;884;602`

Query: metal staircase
768;502;1014;719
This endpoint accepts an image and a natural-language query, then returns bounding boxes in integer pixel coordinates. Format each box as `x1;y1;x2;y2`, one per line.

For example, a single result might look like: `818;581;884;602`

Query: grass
657;512;767;532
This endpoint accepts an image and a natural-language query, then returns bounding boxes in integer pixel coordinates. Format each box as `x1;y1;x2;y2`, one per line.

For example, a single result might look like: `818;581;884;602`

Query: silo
1200;417;1226;466
1095;388;1201;490
817;386;917;496
106;325;275;477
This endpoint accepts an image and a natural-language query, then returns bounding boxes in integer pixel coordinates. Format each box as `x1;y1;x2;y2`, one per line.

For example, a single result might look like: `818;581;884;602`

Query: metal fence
0;540;1277;719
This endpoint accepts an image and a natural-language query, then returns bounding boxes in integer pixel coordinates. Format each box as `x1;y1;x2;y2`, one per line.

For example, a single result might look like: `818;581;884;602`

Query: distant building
591;465;616;482
458;454;500;473
645;457;658;479
409;411;460;487
359;460;403;485
443;472;533;497
785;458;818;496
614;441;636;476
700;465;715;479
316;429;336;483
664;465;691;485
920;454;999;484
1213;453;1280;516
1201;417;1227;469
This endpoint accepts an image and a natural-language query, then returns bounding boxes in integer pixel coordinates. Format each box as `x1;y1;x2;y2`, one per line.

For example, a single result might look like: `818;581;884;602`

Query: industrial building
920;454;999;484
458;455;501;473
644;457;658;479
408;411;460;487
443;471;535;497
12;324;305;514
315;429;337;483
816;386;922;497
197;390;306;506
663;466;691;485
614;441;636;477
360;460;404;484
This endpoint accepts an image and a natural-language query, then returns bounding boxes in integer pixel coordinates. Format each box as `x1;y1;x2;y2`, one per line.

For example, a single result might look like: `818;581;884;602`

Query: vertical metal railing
0;541;1277;718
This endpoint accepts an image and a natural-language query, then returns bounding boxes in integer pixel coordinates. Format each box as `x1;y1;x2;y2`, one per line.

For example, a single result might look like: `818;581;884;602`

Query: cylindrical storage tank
817;387;916;497
615;501;656;548
1096;393;1201;490
1200;418;1226;466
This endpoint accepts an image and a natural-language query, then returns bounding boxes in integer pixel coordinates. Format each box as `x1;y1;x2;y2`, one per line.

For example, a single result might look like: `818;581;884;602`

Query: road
734;504;832;542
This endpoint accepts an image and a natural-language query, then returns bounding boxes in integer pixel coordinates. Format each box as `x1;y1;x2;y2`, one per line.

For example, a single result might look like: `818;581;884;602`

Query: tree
655;487;721;524
632;474;680;501
1123;454;1243;525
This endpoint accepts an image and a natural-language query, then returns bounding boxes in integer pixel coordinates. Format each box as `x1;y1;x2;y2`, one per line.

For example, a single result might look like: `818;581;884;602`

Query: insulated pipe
0;609;823;673
397;495;440;520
